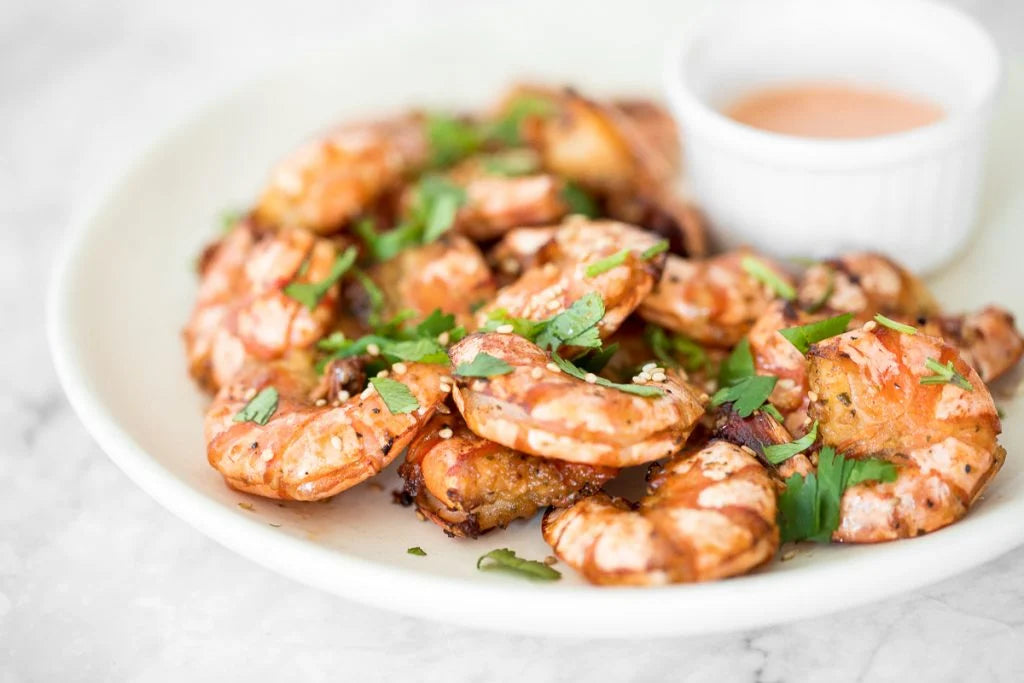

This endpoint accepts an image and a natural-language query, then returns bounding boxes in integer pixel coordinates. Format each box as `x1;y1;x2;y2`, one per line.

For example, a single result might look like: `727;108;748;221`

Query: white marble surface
4;0;1024;680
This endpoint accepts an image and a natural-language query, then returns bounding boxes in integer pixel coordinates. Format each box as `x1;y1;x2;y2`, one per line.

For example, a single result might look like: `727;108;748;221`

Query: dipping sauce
725;83;944;139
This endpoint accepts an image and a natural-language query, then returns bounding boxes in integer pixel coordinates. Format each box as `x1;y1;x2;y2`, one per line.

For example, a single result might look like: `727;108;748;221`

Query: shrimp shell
542;440;779;585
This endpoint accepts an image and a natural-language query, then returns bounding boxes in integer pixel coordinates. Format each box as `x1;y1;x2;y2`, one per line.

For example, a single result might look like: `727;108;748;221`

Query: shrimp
205;351;447;500
254;115;428;234
807;326;1004;542
364;235;496;326
639;251;792;348
604;191;707;258
448;333;706;467
713;406;814;478
487;226;558;285
399;412;616;537
541;440;779;585
477;220;665;341
797;252;937;321
920;306;1024;384
183;223;347;392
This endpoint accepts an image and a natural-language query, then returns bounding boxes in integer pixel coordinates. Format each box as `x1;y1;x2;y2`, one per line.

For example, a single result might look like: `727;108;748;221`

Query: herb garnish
355;177;467;262
778;447;897;543
487;95;555;146
369;377;420;414
484;292;606;351
641;240;670;260
710;375;778;417
874;314;918;335
741;255;795;300
551;350;664;397
584;240;669;278
560;182;599;218
920;357;974;391
477;548;562;581
718;338;756;387
645;325;709;373
425;96;554;167
480;149;540;176
455;352;514;378
317;308;464;371
219;209;244;234
779;313;853;355
283;246;357;310
407;546;427;556
232;387;279;426
763;421;819;465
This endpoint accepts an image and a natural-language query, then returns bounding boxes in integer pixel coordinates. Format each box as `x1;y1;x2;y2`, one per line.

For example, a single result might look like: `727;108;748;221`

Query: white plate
47;11;1024;637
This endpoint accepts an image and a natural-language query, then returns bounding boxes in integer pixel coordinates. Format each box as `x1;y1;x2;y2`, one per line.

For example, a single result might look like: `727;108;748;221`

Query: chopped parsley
560;182;599;218
232;387;279;426
551;350;664;397
477;548;561;581
283;246;357;310
741;255;795;300
455;352;514;378
370;377;420;414
645;325;709;373
317;307;464;371
710;375;778;418
779;313;852;355
779;447;897;543
407;546;427;557
484;292;605;351
426;114;484;167
920;357;974;391
874;314;918;335
718;338;755;387
487;95;555;146
355;177;467;262
763;421;818;465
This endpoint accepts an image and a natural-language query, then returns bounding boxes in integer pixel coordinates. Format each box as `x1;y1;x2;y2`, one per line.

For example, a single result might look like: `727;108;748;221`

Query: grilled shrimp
364;235;495;325
183;223;346;392
254;115;428;234
639;251;792;348
399;412;616;537
205;352;447;500
449;333;705;467
797;252;937;321
487;226;558;285
807;326;1004;542
542;440;779;585
920;307;1024;384
478;220;665;340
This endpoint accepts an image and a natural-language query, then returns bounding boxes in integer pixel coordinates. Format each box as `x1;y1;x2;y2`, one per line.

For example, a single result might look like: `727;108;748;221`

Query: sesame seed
862;320;878;331
546;362;560;373
415;510;427;522
639;371;652;381
544;555;558;566
261;448;274;462
392;362;408;375
437;403;451;414
584;372;597;384
531;367;544;379
367;343;381;356
651;371;667;383
543;263;558;276
417;406;428;416
502;258;520;274
740;445;757;456
632;376;644;384
438;428;454;439
781;549;798;562
437;331;450;346
642;362;657;372
440;382;452;393
807;391;819;402
314;398;327;407
360;386;375;399
338;390;350;402
495;324;514;334
545;299;561;311
376;369;390;378
244;387;257;400
330;436;342;450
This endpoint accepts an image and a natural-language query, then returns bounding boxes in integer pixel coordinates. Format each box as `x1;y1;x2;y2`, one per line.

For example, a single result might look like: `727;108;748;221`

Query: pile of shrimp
185;84;1023;586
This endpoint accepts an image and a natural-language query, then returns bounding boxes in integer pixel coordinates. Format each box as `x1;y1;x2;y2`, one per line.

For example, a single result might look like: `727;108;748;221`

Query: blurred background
3;1;1023;681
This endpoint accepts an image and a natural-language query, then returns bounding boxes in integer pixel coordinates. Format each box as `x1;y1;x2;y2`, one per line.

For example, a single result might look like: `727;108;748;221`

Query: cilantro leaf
413;176;467;244
354;219;422;263
414;309;458;338
381;338;449;364
477;548;561;581
574;343;619;374
534;292;605;350
874;314;918;334
232;387;279;425
763;421;818;465
426;114;484;167
455;352;514;378
551;350;663;397
645;325;708;373
219;208;244;234
779;313;852;355
481;309;548;340
369;377;420;414
778;446;897;543
283;246;357;310
920;357;974;391
407;546;427;556
741;255;795;300
487;95;555;146
718;338;755;387
560;182;599;218
710;374;777;417
480;149;540;176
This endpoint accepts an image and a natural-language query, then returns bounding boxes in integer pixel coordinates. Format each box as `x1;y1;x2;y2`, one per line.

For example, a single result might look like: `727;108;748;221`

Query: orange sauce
725;83;944;138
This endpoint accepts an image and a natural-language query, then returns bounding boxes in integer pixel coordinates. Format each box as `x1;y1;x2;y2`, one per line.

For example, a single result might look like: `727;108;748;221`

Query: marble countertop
4;1;1024;680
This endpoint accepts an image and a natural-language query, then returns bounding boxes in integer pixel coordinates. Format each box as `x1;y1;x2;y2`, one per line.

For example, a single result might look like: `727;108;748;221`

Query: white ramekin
663;0;1002;273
